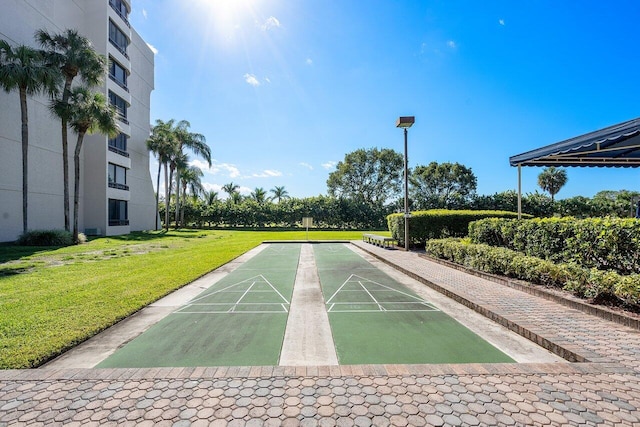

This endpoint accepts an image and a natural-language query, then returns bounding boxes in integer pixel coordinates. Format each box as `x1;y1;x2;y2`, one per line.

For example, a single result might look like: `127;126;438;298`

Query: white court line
325;274;356;304
358;281;385;311
230;281;256;312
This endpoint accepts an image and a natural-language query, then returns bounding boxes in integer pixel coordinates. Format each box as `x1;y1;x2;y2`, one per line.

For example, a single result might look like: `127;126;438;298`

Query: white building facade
0;0;156;242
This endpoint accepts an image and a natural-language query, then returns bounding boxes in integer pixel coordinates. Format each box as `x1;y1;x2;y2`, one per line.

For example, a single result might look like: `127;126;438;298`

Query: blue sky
131;0;640;200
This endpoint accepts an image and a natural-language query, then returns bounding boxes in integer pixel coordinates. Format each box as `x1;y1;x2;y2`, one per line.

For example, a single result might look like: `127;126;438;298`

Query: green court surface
97;244;301;367
98;242;513;368
313;244;514;365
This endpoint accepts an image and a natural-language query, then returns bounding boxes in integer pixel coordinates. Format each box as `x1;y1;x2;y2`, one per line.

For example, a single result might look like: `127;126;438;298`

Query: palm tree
251;187;268;204
222;182;240;202
537;167;568;202
147;119;176;229
270;186;289;203
166;151;188;230
203;190;219;206
37;29;106;232
0;41;60;234
178;165;204;226
171;120;211;227
52;86;118;243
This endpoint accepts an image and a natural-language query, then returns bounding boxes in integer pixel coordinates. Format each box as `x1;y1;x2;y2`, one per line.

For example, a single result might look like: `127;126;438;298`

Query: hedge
468;217;640;275
425;238;640;306
387;209;528;246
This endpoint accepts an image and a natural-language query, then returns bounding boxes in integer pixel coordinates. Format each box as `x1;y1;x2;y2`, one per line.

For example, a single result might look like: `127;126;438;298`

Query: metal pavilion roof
509;117;640;168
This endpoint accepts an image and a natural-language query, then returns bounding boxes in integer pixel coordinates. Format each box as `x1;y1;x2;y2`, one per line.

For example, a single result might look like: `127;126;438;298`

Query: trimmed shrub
387;209;528;246
16;230;75;246
425;238;640;306
469;217;640;274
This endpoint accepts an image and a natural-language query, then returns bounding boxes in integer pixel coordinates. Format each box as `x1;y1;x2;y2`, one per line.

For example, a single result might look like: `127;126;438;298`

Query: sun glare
190;0;262;44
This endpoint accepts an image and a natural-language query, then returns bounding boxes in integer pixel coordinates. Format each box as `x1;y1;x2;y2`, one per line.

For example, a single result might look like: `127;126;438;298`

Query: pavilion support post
517;164;522;219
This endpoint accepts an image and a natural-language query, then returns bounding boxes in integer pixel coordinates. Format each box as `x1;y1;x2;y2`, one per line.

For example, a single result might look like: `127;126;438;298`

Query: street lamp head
396;116;415;128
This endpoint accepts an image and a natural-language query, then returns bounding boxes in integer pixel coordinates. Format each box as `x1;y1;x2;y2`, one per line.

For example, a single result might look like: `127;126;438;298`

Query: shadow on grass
0;244;59;264
106;229;209;242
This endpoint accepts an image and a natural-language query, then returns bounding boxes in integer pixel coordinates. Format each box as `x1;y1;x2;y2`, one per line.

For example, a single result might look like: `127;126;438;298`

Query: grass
0;229;375;369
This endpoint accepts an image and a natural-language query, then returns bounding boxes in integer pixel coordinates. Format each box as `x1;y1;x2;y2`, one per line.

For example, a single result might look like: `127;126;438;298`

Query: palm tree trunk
163;163;170;231
181;182;187;227
155;161;161;230
19;88;28;234
73;132;85;244
166;166;174;231
174;175;181;228
61;77;73;232
62;119;70;231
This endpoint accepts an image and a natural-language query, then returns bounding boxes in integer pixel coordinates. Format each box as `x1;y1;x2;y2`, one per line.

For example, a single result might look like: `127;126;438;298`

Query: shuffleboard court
313;243;515;364
97;243;301;367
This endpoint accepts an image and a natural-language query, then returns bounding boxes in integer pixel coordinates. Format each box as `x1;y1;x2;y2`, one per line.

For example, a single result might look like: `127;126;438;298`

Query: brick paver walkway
2;242;640;426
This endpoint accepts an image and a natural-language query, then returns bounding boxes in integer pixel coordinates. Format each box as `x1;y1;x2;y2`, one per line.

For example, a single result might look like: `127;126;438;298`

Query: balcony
109;38;129;60
109;0;131;28
108;144;129;158
108;182;129;191
109;74;129;92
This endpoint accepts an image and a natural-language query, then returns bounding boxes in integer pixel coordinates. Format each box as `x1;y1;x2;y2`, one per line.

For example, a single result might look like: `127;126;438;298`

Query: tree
251;187;267;204
37;29;106;232
166;151;188;229
146;119;176;230
327;148;403;204
270;186;289;203
222;182;240;202
52;86;118;243
410;162;477;209
178;165;204;226
537;167;567;202
171;120;210;227
202;190;219;206
0;40;60;234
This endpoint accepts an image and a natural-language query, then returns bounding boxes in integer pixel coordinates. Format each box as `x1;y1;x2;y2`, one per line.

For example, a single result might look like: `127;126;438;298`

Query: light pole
396;116;414;251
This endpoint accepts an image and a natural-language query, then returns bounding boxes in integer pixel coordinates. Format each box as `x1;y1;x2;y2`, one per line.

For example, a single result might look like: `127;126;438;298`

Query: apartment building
0;0;156;242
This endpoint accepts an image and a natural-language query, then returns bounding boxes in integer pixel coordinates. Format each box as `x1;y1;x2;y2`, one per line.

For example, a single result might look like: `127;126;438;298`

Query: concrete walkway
280;244;339;366
2;242;640;426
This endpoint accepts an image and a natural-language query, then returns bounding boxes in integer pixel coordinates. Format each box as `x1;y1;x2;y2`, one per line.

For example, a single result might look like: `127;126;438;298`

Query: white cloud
299;162;313;170
191;159;241;178
265;77;271;84
306;58;313;65
261;16;281;31
252;169;282;178
499;19;505;26
244;73;260;87
142;9;148;19
322;161;337;170
146;43;158;55
238;186;252;195
447;40;457;49
202;182;222;193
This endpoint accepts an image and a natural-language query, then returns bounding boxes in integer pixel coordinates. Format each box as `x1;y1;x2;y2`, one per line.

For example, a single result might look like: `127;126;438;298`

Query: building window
108;20;129;58
108;163;128;191
108;91;128;124
109;199;129;226
109;0;130;26
109;57;128;91
108;133;129;157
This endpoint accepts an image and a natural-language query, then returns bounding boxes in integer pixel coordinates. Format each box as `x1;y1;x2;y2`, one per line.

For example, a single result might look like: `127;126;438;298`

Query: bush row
387;210;528;246
16;230;85;246
161;196;393;229
425;238;640;306
468;217;640;274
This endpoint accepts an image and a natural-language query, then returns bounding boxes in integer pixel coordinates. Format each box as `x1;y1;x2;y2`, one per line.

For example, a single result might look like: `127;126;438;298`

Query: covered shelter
509;117;640;218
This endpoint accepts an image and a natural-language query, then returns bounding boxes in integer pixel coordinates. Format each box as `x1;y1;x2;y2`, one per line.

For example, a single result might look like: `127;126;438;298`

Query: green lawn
0;229;372;369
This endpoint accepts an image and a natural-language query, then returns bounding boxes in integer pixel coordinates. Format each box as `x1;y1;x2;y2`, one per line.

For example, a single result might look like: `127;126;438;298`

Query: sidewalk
1;242;639;426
